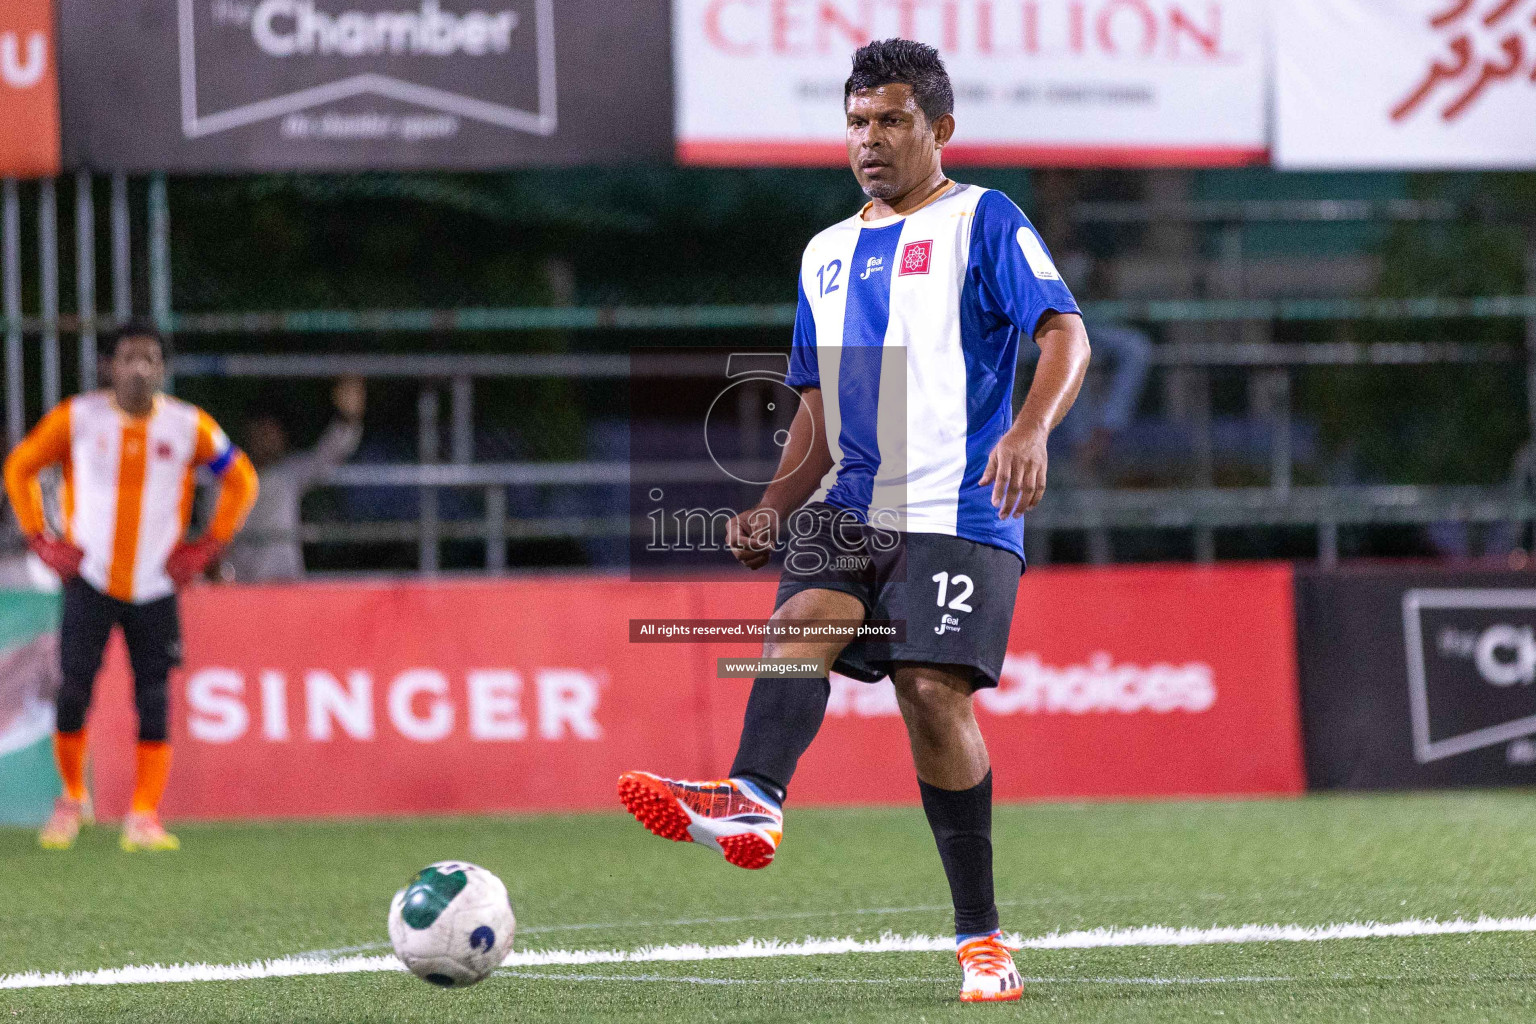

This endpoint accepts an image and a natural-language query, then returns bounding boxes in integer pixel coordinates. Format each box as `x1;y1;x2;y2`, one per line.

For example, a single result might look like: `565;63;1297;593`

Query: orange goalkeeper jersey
3;392;258;604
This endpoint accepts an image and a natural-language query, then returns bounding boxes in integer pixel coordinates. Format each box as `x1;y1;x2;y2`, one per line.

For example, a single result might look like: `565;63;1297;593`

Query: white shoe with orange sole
957;933;1024;1002
617;771;783;870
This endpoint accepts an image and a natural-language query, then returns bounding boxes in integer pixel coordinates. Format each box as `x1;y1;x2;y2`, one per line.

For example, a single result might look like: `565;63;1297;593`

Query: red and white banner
673;0;1270;167
83;565;1303;820
1275;0;1536;169
0;0;60;179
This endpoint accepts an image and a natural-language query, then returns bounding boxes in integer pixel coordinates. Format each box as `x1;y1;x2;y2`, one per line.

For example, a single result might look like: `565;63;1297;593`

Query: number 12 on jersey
816;260;842;297
932;571;974;612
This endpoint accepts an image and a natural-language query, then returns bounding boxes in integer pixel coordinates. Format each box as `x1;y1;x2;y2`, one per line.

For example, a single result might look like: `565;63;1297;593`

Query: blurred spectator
1427;443;1532;562
224;377;366;582
1024;322;1152;486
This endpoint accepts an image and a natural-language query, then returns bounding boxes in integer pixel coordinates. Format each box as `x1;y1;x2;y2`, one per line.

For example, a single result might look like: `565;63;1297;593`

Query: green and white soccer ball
388;861;516;988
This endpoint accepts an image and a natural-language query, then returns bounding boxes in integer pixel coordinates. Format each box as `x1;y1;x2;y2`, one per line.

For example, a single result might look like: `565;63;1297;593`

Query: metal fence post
418;386;440;575
485;485;507;572
1025;526;1050;568
148;173;171;391
39;179;59;409
148;174;170;329
1318;521;1339;568
76;172;97;393
450;375;473;464
3;180;21;448
1525;225;1536;553
1526;224;1536;449
1269;370;1293;496
1192;367;1215;564
1087;522;1113;565
110;173;130;325
448;373;502;571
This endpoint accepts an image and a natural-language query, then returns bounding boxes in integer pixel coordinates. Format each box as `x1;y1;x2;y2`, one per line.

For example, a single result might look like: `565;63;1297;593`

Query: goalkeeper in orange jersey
3;324;258;852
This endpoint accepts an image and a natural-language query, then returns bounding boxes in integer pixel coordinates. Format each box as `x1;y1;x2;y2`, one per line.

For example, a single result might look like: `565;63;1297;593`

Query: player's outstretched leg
617;771;784;869
620;589;852;868
619;668;831;868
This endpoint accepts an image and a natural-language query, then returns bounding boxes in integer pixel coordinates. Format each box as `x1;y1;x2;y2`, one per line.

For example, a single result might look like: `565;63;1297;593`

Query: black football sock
919;771;999;938
727;676;830;806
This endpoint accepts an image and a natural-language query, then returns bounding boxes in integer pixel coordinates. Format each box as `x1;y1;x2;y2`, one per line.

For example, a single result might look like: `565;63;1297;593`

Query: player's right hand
27;535;84;580
725;507;777;571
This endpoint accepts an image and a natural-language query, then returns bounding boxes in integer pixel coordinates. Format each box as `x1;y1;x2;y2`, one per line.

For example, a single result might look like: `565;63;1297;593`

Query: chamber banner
58;0;673;171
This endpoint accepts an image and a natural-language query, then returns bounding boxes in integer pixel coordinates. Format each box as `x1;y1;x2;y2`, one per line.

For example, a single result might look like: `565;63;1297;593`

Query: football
387;861;517;988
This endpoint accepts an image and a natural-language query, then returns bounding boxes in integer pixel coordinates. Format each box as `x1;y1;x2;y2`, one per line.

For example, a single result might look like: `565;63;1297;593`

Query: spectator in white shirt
223;377;365;582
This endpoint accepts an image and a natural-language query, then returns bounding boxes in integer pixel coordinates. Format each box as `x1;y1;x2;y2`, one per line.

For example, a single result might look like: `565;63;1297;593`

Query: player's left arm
982;313;1091;518
195;410;261;543
206;447;259;544
169;412;259;587
969;190;1092;518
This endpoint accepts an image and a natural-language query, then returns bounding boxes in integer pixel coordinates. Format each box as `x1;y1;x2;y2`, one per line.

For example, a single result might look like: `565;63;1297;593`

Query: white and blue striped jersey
786;183;1080;559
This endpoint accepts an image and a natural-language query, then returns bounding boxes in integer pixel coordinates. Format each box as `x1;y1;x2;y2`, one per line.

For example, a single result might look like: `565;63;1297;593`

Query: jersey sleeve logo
1015;227;1061;281
898;240;933;276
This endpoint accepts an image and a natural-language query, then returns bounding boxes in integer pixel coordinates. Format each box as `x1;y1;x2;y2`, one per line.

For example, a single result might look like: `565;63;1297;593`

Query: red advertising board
84;565;1303;820
0;0;61;179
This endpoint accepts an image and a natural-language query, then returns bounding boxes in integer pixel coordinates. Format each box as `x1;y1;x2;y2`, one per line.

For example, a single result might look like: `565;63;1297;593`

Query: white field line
495;971;1303;986
291;896;1230;959
294;903;969;958
6;916;1536;991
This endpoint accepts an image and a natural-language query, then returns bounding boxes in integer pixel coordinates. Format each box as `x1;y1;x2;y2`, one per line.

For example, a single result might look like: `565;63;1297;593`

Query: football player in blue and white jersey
620;38;1091;1002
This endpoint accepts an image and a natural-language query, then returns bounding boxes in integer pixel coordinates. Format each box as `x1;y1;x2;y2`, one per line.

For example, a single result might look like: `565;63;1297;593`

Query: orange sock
130;742;173;815
54;730;88;803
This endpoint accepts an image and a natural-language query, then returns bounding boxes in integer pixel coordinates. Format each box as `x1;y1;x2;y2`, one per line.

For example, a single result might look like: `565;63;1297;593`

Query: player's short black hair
844;38;954;125
107;320;167;357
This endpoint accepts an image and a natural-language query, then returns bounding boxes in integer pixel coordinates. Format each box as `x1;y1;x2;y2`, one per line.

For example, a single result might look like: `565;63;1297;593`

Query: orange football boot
618;771;783;869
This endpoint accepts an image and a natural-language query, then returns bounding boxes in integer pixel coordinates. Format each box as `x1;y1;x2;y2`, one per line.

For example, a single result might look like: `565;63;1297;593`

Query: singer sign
674;0;1269;166
0;0;61;178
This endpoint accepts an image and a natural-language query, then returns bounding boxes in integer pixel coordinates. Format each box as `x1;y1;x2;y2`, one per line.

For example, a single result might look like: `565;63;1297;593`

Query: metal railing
3;179;1535;572
149;340;1536;572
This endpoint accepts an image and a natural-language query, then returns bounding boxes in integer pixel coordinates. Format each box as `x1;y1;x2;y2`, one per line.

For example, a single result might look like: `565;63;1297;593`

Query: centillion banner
674;0;1270;167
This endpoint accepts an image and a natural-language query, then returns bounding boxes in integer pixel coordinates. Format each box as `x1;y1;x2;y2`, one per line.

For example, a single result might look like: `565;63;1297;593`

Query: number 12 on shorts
931;572;974;613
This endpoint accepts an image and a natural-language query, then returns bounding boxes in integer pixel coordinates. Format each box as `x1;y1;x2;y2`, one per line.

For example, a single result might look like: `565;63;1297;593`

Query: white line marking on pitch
6;916;1536;990
495;971;1304;986
290;895;1237;959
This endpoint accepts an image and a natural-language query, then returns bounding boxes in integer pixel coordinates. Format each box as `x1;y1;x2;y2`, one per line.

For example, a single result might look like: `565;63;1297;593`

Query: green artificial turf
4;792;1536;1021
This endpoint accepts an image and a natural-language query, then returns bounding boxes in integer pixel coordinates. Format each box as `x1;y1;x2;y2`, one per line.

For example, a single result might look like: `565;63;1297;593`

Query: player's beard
860;178;901;201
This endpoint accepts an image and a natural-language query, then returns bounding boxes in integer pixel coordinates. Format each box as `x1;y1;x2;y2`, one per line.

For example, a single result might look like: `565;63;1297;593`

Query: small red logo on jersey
155;441;175;461
899;240;932;276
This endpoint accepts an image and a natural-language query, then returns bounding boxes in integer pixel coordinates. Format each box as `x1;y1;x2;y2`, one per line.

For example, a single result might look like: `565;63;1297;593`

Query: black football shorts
773;502;1024;689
